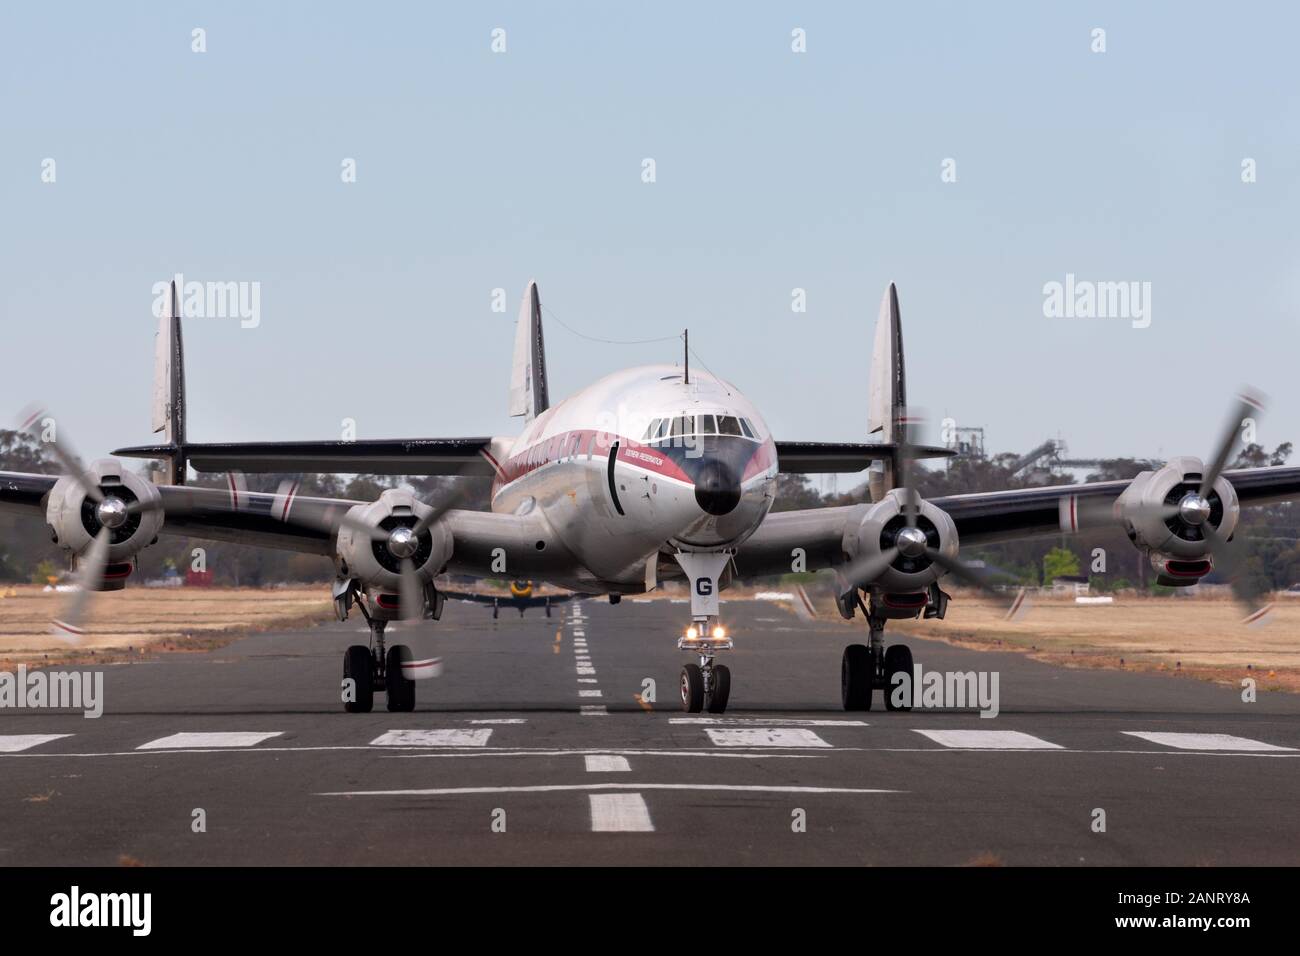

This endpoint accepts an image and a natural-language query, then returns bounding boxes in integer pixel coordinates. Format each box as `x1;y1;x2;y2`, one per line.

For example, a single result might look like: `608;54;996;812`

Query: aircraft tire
707;664;731;713
344;645;374;713
841;644;873;711
385;645;416;712
883;644;914;712
680;664;705;713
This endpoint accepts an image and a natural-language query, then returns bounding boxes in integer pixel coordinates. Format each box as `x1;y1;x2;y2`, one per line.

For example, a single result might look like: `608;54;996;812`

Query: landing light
711;625;727;640
685;626;699;640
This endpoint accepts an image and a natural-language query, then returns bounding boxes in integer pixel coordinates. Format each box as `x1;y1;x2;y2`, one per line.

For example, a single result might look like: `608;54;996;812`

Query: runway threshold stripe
673;718;867;727
584;754;631;772
590;793;654;832
370;730;493;747
705;728;832;748
136;732;283;750
913;730;1063;750
0;734;71;753
1122;731;1294;752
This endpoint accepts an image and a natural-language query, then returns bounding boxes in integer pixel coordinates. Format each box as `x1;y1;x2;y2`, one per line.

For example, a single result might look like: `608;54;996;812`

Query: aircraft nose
694;458;741;516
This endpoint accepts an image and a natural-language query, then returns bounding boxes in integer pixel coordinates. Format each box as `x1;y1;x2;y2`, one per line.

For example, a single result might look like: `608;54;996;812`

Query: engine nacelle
45;460;163;590
1115;456;1239;586
845;488;959;604
334;488;453;593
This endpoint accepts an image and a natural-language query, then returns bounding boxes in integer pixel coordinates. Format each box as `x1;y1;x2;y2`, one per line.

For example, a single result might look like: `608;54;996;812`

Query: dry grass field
866;592;1300;693
0;585;333;670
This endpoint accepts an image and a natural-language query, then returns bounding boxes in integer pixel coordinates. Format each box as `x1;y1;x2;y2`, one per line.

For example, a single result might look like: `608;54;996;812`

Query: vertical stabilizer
150;280;188;484
507;280;549;421
867;282;907;501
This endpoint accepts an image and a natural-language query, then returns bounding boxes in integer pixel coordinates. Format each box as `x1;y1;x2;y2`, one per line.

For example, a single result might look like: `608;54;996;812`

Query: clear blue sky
3;2;1298;466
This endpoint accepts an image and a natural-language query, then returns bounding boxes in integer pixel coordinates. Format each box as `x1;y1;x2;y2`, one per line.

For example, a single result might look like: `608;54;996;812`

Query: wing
0;470;569;576
111;438;506;477
734;465;1300;577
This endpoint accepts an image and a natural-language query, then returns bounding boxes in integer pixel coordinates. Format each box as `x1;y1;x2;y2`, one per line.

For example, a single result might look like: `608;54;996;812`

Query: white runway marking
584;754;630;772
672;718;867;727
1122;732;1295;752
321;782;899;797
468;719;526;725
577;666;596;675
914;730;1063;750
580;705;609;716
369;729;492;747
573;630;586;637
0;734;71;753
590;793;654;831
705;728;832;748
137;732;283;750
579;689;603;698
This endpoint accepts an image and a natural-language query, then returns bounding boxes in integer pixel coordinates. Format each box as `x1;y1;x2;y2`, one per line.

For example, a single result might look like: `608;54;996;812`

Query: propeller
838;413;1030;621
16;404;164;643
1076;389;1272;625
336;478;475;621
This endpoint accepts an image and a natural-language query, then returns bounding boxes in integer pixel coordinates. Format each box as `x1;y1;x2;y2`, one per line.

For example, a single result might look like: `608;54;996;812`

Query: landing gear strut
841;602;915;712
678;619;732;713
673;551;735;713
343;596;416;713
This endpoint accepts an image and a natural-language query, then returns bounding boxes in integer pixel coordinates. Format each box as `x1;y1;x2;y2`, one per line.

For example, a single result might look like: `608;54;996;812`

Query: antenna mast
683;329;689;384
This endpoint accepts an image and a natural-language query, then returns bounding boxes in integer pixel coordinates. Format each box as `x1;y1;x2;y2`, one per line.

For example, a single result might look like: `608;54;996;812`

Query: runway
1;597;1297;866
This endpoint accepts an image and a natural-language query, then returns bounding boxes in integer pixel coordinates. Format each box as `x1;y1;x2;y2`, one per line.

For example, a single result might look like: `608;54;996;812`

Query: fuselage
486;365;779;591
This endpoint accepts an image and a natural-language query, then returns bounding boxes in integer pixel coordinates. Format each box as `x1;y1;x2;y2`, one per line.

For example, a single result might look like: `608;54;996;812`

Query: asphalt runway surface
1;597;1297;866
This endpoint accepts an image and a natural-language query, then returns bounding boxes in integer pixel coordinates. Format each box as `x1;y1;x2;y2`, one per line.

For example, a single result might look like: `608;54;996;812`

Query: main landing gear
841;601;917;712
342;590;417;714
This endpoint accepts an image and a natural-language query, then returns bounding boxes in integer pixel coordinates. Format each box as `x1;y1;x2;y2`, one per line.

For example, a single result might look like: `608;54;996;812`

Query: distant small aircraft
443;579;576;619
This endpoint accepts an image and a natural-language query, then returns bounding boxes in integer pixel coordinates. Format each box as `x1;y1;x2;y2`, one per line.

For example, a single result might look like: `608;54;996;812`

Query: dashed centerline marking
705;728;832;748
580;705;609;717
590;793;654;831
579;689;603;698
137;732;283;751
1122;731;1294;752
370;729;493;747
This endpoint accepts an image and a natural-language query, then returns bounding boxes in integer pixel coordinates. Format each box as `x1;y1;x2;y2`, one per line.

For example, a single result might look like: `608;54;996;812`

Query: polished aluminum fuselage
486;364;778;591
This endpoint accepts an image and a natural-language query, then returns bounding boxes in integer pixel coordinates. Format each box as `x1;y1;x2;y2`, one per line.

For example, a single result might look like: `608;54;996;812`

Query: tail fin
150;280;188;484
867;282;907;502
507;279;549;421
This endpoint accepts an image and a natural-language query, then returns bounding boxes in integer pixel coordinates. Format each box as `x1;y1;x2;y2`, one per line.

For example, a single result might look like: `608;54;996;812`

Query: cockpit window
645;413;760;443
717;415;743;437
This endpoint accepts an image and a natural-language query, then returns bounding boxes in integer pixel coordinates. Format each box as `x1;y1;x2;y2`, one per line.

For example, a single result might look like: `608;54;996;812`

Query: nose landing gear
672;551;735;713
678;618;732;713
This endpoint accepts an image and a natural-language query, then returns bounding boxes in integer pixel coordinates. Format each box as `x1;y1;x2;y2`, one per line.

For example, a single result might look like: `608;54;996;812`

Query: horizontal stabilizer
775;441;954;474
113;438;502;477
